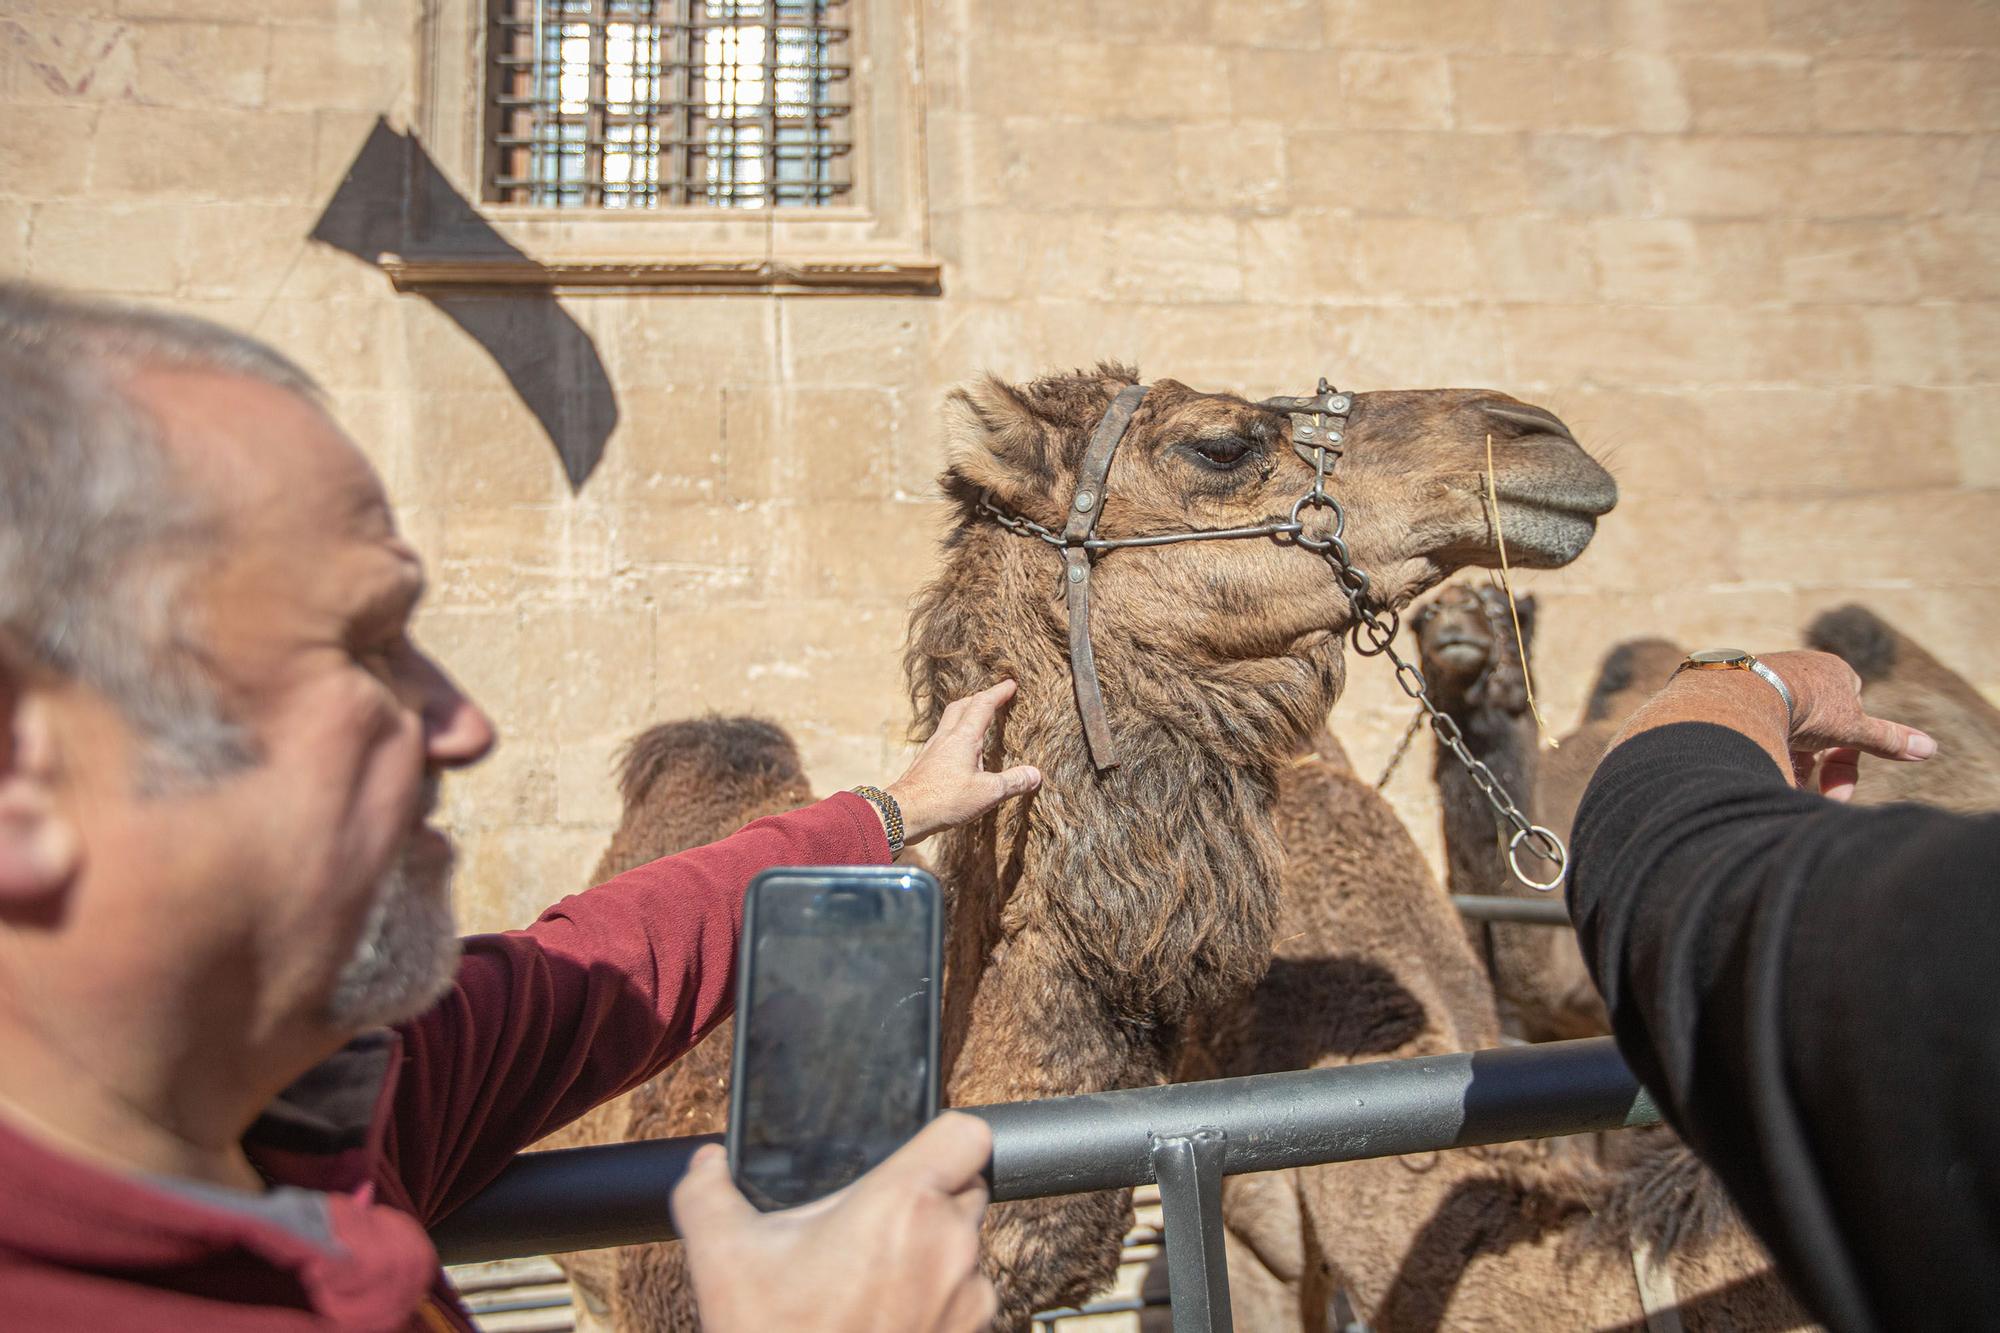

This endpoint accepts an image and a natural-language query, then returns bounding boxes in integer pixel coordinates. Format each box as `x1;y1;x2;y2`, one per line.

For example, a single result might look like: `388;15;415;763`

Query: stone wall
4;0;1996;931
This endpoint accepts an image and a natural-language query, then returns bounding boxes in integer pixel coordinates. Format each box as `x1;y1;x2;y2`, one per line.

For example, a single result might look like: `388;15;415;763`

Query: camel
536;716;819;1331
555;363;1633;1328
1806;603;2000;813
1182;742;1810;1330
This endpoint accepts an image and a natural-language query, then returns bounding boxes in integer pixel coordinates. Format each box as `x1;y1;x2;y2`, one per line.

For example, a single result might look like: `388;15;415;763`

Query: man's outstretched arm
1569;651;2000;1332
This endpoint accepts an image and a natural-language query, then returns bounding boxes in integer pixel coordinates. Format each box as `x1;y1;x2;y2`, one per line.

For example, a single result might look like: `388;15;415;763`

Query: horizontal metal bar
1451;894;1574;925
431;1038;1657;1265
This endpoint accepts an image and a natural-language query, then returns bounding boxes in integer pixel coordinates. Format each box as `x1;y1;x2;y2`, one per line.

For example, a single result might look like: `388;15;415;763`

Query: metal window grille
487;0;855;209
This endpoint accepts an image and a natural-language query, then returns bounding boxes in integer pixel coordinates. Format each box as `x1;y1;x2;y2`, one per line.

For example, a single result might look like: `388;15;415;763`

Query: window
487;1;856;210
406;0;935;294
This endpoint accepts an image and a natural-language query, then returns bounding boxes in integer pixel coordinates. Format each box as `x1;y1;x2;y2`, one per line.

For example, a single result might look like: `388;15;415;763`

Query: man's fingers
938;1273;1000;1333
1856;713;1936;762
870;1112;993;1195
947;679;1018;739
1817;747;1861;802
669;1143;757;1237
992;764;1041;800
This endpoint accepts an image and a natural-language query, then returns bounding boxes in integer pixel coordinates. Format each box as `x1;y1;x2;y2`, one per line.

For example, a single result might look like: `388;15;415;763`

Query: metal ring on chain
1287;490;1346;540
1351;609;1401;656
1507;825;1568;892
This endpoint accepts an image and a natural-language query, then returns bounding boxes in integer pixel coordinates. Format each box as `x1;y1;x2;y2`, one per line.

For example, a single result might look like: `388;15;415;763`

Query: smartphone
727;865;943;1212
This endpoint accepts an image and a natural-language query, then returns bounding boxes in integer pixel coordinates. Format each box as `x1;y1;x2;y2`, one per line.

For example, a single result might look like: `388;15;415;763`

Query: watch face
1689;649;1752;666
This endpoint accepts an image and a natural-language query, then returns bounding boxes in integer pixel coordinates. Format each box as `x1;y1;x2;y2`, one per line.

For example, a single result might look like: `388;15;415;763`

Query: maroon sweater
0;793;889;1331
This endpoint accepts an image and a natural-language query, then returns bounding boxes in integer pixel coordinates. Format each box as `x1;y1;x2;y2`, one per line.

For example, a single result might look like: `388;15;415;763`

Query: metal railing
433;1038;1658;1332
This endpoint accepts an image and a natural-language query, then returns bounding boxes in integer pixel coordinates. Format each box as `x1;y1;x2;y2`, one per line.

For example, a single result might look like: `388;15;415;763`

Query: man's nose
415;652;498;768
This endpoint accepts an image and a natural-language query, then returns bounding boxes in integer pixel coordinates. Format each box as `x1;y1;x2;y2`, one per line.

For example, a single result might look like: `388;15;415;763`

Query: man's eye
1191;437;1252;468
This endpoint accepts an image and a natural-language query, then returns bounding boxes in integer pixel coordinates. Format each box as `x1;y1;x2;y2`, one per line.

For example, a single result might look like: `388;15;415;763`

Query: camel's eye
1186;435;1254;470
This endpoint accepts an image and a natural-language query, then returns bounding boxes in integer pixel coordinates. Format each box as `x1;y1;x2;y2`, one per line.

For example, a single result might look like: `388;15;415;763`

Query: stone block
1453;54;1687;133
772;498;946;603
0;106;97;201
1904;0;2000;51
1225;47;1347;127
453;825;608;936
0;15;137;104
614;502;772;604
1698;387;1960;496
1946;385;2000;486
649;603;910;741
1348;216;1479;298
1327;303;1513;387
988;117;1183;212
516;602;659;737
1338;51;1453;130
1907;217;2000;300
1766;0;1915;57
1779;221;1921;303
779;386;902;503
1734;306;1873;385
23;200;183;293
1090;0;1213;43
264;22;413;111
255;296;403;394
593;297;775;389
134;20;266;107
1794;136;1985;218
415;605;526;757
1591;218;1700;301
1691;221;1786;302
1859;304;1967;386
177;203;332;300
1294;130;1535;216
1639;135;1810;218
1813;58;1984;132
555;733;626;831
1506;303;1737;386
1525;133;1651;214
1953;302;2000;382
1326;0;1501;50
1105;213;1246;303
1606;0;1771;51
1564;493;1742;591
1206;0;1324;48
602;383;727;507
1735;490;2000;588
408;390;570;509
1680;54;1815;132
971;40;1231;123
1173;122;1289;214
91;105;321;203
113;0;402;24
1127;301;1318;387
778;298;934;388
1472;216;1600;302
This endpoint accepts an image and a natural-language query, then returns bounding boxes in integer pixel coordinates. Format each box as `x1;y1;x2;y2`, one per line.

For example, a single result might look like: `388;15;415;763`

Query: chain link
976;381;1569;891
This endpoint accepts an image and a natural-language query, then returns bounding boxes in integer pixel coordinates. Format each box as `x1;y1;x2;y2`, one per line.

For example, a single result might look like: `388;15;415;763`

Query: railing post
1150;1128;1232;1333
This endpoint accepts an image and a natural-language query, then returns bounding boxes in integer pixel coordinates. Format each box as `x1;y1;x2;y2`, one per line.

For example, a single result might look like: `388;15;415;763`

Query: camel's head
1413;583;1536;715
939;365;1610;685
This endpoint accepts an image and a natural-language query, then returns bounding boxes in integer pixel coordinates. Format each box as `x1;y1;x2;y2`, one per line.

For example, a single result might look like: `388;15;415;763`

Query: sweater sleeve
386;791;889;1224
1568;722;2000;1333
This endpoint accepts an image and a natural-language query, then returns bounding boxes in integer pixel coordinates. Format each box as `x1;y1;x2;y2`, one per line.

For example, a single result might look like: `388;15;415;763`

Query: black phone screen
730;867;940;1212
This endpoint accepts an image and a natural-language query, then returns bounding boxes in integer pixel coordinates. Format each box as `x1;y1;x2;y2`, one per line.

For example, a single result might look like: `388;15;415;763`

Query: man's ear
0;664;80;907
942;375;1054;503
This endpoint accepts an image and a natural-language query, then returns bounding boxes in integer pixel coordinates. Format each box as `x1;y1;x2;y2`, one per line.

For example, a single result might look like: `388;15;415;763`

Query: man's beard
325;836;463;1030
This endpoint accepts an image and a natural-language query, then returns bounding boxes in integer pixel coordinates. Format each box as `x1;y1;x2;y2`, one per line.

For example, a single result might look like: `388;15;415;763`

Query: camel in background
1411;583;1681;1042
1807;603;2000;813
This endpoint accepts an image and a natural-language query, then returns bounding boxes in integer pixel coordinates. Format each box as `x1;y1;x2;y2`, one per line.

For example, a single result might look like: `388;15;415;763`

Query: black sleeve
1568;722;2000;1333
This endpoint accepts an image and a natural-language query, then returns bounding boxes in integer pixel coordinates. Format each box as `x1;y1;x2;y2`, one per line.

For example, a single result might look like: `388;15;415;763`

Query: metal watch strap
1675;652;1796;731
851;784;905;856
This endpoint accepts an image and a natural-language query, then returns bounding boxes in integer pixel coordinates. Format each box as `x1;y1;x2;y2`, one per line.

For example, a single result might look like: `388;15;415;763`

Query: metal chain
977;380;1568;891
1373;706;1425;791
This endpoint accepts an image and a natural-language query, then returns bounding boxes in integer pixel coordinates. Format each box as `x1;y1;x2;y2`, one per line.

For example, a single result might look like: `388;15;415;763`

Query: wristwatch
1673;650;1796;730
851;784;906;857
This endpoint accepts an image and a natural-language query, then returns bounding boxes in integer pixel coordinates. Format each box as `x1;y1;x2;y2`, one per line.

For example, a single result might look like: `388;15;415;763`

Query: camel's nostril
1481;403;1577;446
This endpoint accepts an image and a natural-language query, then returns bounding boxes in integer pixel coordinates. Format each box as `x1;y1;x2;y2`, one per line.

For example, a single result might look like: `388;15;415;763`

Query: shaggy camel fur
1183;744;1811;1331
537;716;816;1331
1409;584;1585;1036
1806;604;2000;813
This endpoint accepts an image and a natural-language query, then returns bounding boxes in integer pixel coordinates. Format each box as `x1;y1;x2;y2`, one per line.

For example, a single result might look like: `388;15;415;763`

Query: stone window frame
405;0;938;296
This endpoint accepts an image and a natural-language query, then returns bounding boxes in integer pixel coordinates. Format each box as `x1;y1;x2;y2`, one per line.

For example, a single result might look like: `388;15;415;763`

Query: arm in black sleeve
1568;722;2000;1333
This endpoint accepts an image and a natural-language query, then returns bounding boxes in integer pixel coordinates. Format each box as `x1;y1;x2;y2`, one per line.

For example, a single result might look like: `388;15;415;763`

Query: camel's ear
943;376;1056;501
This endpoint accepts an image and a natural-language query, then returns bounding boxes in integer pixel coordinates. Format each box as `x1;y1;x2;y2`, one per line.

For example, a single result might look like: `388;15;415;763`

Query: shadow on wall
309;117;617;492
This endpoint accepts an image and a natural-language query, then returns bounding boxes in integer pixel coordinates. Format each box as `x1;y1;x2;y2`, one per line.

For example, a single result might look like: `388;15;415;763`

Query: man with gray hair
0;282;1036;1331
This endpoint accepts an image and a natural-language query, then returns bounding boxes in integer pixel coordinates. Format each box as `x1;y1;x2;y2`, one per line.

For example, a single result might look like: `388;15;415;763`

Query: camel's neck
914;525;1342;1076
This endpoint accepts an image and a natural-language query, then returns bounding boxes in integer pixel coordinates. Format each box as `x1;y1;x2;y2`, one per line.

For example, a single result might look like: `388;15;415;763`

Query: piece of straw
1483;432;1558;749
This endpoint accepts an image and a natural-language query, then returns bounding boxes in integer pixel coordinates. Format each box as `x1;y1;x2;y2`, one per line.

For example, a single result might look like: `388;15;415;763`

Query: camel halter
977;377;1568;892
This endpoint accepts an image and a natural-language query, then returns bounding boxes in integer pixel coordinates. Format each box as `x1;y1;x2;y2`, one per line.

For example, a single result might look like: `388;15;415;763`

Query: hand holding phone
671;1114;998;1333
